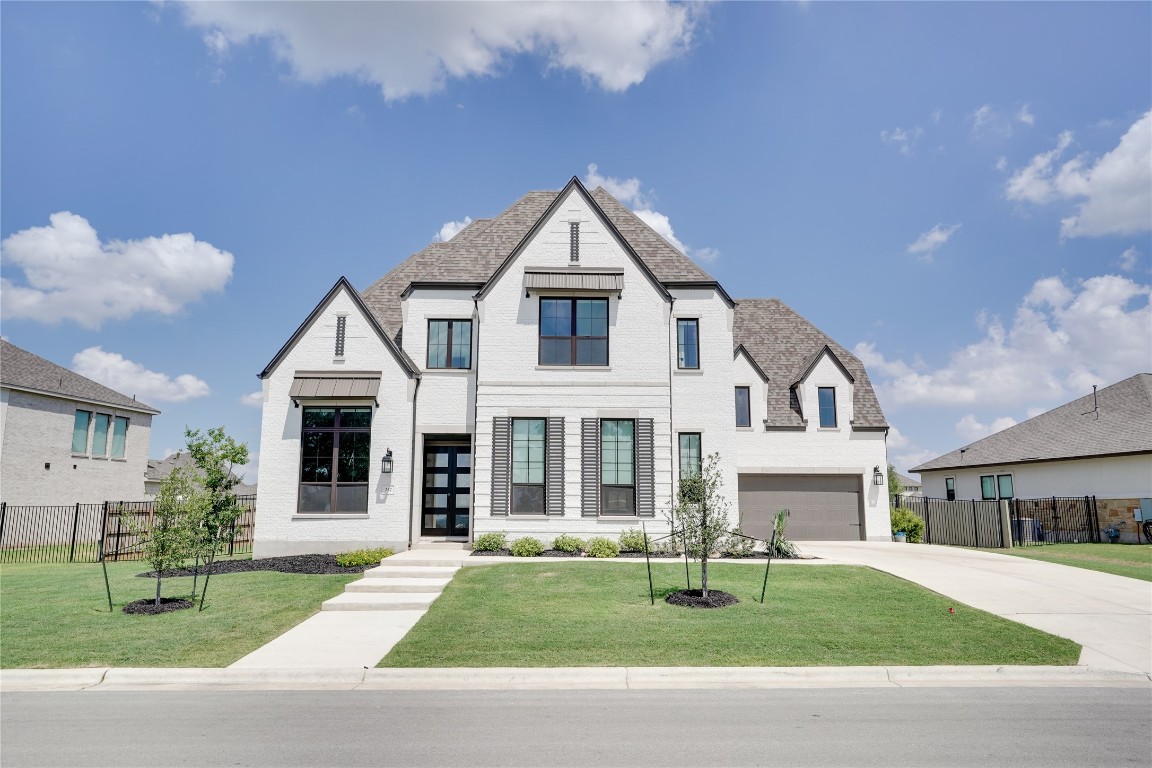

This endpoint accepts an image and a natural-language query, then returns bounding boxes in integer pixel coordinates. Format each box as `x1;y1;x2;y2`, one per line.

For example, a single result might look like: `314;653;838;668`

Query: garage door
738;474;863;541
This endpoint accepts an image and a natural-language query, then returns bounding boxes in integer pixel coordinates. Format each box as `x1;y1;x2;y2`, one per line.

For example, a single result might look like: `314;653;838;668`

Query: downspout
667;297;676;511
406;375;420;550
470;296;481;545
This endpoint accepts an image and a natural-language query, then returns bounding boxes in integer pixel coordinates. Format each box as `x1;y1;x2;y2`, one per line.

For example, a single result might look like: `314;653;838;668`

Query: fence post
922;495;931;544
0;502;6;553
97;501;108;562
68;503;81;563
1090;496;1100;543
971;499;979;547
998;499;1012;549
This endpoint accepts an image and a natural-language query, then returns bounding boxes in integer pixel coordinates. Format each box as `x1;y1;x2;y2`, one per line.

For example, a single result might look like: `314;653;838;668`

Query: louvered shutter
490;417;510;516
636;418;655;517
546;417;565;515
581;418;599;517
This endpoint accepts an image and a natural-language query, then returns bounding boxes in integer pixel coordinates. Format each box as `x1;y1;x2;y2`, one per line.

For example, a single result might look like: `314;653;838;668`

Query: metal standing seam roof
523;269;624;292
912;373;1152;472
0;339;160;414
289;372;382;400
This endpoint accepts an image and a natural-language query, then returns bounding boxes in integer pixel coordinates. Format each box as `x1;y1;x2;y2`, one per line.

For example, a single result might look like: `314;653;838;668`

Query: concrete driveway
799;542;1152;675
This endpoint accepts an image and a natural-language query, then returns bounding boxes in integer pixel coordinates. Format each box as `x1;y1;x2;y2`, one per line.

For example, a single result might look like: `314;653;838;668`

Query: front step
322;592;440;611
345;577;452;593
363;565;460;579
381;558;469;568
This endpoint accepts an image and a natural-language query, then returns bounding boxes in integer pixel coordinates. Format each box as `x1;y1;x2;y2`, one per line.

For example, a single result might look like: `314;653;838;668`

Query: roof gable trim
794;345;856;386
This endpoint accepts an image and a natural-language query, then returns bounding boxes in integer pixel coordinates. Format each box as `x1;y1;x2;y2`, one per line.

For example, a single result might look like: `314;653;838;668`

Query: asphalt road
3;687;1150;767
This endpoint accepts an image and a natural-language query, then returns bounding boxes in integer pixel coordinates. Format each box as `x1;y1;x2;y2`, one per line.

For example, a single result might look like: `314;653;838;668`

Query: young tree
670;452;733;598
887;463;904;502
184;426;249;566
124;467;204;606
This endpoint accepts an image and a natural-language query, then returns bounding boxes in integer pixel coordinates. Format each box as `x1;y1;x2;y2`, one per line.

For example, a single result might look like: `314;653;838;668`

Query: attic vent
569;221;580;262
335;316;347;357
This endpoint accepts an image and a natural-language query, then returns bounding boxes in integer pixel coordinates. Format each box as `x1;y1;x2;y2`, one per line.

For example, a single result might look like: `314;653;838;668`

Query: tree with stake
184;426;249;608
671;452;733;599
122;467;204;607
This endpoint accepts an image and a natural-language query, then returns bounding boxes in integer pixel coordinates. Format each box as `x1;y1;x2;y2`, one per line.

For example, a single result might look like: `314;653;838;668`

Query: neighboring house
0;339;159;506
912;373;1152;543
254;178;891;557
144;451;257;498
896;473;923;496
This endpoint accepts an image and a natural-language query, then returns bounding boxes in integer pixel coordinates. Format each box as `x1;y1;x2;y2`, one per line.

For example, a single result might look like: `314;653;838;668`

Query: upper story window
92;414;111;457
299;406;371;514
539;298;608;366
511;419;546;515
601;419;634;515
72;410;91;454
678;433;701;480
427;320;472;369
818;387;837;428
111;417;129;459
735;387;751;427
677;319;699;369
945;477;956;501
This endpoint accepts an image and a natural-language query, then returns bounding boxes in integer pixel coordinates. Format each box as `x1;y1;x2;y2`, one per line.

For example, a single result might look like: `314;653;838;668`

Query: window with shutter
546;417;565;515
490;417;510;516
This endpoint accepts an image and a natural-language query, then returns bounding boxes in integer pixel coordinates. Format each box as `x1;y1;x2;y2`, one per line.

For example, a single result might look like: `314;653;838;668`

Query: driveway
799;542;1152;675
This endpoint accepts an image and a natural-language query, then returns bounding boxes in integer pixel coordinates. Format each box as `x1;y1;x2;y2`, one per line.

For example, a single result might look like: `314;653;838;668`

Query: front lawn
0;561;360;668
379;562;1080;667
980;543;1152;582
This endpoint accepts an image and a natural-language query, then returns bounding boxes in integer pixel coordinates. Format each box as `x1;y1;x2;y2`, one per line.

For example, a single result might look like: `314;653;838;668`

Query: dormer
792;345;855;430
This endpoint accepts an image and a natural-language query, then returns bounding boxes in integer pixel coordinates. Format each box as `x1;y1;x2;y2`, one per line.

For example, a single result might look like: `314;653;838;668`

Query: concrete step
345;577;452;593
363;565;460;579
411;541;469;551
322;592;440;611
380;559;468;569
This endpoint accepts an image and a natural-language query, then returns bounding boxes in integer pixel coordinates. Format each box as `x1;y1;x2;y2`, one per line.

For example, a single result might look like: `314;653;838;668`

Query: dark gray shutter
491;417;510;516
581;418;599;517
636;418;655;517
546;417;565;515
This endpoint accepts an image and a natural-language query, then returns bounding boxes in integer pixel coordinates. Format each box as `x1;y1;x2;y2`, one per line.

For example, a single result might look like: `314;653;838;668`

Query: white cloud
887;425;910;450
955;414;1018;442
436;216;473;242
234;450;259;485
240;391;263;408
1005;111;1152;238
1017;104;1036;126
995;156;1008;172
1;212;233;330
178;1;701;100
72;347;211;403
930;108;943;124
1119;247;1142;272
585;164;720;266
881;126;923;156
855;273;1152;408
907;223;961;261
970;104;1013;139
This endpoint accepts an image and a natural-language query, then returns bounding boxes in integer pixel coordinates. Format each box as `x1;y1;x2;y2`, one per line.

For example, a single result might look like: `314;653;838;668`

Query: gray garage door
738;474;863;541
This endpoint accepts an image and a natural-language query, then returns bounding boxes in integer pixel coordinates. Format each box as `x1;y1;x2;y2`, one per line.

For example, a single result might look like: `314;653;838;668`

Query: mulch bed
123;597;193;615
137;554;374;578
470;549;511;557
665;589;739;608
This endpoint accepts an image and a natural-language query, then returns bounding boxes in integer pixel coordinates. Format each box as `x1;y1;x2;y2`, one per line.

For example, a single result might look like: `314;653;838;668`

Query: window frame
735;386;751;428
426;319;473;370
996;474;1014;500
298;406;373;515
678;432;701;481
538;297;609;366
511;418;547;515
91;413;111;457
818;387;838;428
600;418;635;516
110;416;129;459
71;410;92;455
676;318;700;370
980;475;997;500
945;477;956;501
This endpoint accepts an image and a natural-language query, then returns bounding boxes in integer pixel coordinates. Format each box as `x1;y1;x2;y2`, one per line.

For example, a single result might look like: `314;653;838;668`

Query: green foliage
335;547;395;567
473;532;508;552
584;537;620;558
669;453;733;596
510;537;545;557
766;510;800;558
121;467;207;606
891;507;925;543
723;527;756;558
618;528;651;552
887;464;903;498
184;427;250;563
551;534;586;554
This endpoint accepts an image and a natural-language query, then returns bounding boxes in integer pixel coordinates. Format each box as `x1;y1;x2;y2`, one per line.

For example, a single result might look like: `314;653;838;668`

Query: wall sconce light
381;449;394;474
873;466;884;486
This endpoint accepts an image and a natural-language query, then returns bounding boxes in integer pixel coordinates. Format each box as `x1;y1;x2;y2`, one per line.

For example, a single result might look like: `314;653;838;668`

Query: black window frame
511;418;547;515
676;318;700;369
980;475;996;500
735;386;751;428
538;297;609;366
426;319;473;370
298;406;372;514
600;418;635;516
71;409;92;455
945;477;956;501
818;387;838;428
678;432;701;480
996;474;1014;500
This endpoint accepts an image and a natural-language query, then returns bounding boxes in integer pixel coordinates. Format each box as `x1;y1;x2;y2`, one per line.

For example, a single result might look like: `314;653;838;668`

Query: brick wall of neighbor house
253;288;415;558
0;389;152;506
920;455;1152;504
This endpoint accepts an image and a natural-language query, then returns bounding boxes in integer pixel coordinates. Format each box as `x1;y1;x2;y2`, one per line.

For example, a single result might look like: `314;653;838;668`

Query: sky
2;1;1150;484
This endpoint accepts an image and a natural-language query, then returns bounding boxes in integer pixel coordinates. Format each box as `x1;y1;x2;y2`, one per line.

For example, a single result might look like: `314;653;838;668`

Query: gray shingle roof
732;299;888;430
0;339;159;414
911;373;1152;472
146;452;256;495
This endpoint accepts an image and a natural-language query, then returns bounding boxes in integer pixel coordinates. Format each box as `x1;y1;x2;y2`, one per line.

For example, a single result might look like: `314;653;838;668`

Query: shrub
473;532;508;552
618;528;651;552
651;537;683;556
510;537;545;557
585;537;620;558
335;547;395;567
551;534;586;554
766;510;800;558
891;507;925;543
722;527;755;558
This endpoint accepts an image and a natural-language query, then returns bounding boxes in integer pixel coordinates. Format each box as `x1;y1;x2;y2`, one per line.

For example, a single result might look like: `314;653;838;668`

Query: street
3;687;1149;767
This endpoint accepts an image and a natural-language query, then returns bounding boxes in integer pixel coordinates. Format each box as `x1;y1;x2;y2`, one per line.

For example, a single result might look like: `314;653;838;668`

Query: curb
3;665;1149;692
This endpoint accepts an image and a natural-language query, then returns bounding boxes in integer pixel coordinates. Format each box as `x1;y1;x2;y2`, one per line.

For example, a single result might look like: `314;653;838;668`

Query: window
677;319;699;369
601;419;634;515
539;298;608;366
111;417;129;459
980;475;996;500
997;474;1014;500
92;414;111;457
427;320;472;369
981;474;1014;500
818;387;837;428
678;433;701;480
511;419;546;514
72;410;91;454
735;387;751;427
945;477;956;501
299;406;371;514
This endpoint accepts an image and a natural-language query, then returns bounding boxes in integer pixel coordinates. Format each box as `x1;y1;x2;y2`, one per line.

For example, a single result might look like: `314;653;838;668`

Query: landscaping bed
140;553;373;578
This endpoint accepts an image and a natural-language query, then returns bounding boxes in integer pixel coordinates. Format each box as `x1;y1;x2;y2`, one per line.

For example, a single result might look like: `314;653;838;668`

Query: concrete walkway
801;541;1152;675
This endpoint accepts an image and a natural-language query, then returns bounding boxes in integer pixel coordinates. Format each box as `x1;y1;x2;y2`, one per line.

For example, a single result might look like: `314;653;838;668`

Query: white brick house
254;178;891;557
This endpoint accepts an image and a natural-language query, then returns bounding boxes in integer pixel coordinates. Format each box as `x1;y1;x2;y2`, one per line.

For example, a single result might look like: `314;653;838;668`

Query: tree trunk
701;555;709;598
155;574;162;606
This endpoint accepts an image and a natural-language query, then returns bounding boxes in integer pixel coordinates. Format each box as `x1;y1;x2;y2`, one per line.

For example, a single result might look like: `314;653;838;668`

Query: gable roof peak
0;339;160;414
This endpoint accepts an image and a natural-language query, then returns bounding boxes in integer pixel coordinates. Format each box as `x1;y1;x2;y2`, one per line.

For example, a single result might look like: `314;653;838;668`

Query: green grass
980;543;1152;581
379;563;1080;668
0;561;359;668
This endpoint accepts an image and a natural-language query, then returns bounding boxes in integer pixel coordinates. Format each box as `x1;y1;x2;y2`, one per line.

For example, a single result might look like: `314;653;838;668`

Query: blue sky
2;1;1149;482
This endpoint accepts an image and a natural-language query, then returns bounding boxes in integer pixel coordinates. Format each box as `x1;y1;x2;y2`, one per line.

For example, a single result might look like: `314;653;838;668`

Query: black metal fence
892;494;1100;547
0;496;256;564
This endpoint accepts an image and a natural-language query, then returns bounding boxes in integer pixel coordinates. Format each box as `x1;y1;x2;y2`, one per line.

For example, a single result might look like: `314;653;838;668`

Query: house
253;178;891;557
896;473;923;496
912;374;1152;543
0;339;159;506
144;451;257;498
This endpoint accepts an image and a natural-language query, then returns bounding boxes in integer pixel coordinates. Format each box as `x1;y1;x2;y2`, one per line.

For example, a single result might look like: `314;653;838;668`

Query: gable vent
570;221;580;262
335;316;347;357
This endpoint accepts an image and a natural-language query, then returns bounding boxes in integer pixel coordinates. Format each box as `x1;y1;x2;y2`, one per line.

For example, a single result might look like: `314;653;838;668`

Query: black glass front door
421;445;471;536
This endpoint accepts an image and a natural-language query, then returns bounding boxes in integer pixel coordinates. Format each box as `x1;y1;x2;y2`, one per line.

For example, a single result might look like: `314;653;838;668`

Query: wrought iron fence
1009;496;1100;545
0;495;256;564
892;494;1100;547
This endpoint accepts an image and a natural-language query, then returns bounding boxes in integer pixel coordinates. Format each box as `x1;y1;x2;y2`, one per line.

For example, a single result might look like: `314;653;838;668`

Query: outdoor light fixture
381;449;394;474
873;466;884;486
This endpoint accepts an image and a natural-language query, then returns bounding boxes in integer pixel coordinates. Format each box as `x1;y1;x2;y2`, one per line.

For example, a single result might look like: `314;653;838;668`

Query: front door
421;444;471;536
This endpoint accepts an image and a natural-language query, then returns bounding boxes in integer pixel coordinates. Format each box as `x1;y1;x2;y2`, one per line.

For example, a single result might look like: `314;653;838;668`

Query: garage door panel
738;474;863;541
